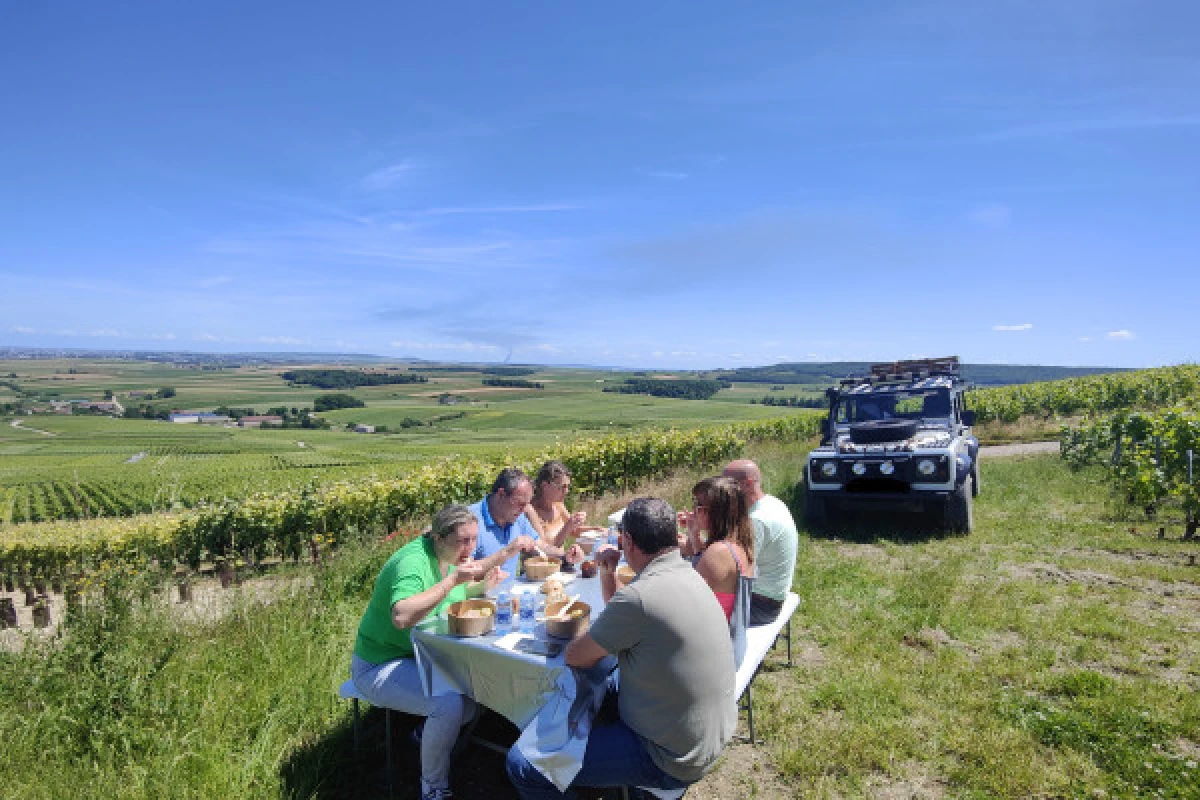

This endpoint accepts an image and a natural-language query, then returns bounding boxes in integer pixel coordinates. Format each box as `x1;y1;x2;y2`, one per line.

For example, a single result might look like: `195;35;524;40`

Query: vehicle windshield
836;389;952;424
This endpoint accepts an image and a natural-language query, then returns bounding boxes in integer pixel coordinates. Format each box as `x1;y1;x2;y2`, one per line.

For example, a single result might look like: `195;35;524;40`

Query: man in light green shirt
725;459;799;625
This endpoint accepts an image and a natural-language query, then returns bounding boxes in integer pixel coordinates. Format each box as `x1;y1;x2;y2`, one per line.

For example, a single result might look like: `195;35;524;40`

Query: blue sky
2;1;1198;368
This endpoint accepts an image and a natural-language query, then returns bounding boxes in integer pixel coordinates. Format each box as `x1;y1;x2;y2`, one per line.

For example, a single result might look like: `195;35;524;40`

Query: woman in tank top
524;460;600;547
681;476;756;622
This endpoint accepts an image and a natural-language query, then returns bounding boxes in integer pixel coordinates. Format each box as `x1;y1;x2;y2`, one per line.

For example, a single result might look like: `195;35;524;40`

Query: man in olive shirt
505;497;737;799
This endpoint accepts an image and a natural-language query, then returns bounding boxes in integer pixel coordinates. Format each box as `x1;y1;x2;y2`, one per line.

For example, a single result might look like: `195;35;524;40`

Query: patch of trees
602;378;730;400
312;393;365;412
717;362;1130;387
124;405;172;421
157;387;177;399
751;395;826;408
481;367;537;377
213;406;257;420
482;378;544;389
263;406;331;429
281;369;428;389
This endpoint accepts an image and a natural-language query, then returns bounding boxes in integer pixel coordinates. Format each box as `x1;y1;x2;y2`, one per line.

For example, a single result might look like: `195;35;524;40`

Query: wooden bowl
523;556;561;581
446;599;496;636
544;598;591;640
615;565;636;584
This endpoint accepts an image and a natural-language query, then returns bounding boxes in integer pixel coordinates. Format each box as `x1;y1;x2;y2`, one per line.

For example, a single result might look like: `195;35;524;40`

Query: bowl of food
540;577;567;605
523;556;561;581
615;565;636;584
544;598;591;640
446;599;496;636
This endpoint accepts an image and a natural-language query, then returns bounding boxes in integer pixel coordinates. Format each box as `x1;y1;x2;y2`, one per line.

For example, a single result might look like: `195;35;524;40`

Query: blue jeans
351;653;474;789
506;717;691;800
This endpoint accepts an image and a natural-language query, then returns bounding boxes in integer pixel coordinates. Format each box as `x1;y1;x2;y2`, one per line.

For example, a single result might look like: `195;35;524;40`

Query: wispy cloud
257;336;304;345
980;114;1200;143
993;323;1033;331
416;204;583;216
195;333;221;342
1106;329;1135;340
647;170;689;180
89;329;122;337
12;325;35;334
389;340;501;352
361;161;417;191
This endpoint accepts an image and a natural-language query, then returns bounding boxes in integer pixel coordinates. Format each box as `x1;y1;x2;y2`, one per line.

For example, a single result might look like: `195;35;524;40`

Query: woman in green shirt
352;504;533;800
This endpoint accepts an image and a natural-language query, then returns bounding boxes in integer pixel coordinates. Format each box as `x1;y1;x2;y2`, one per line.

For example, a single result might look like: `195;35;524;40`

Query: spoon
550;595;582;620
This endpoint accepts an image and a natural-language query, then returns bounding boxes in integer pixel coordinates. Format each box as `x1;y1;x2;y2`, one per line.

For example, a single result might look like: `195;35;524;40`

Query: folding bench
735;591;800;744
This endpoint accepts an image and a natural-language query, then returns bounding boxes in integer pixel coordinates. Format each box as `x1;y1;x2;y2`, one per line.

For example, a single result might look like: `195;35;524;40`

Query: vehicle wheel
803;487;827;529
945;480;973;534
970;462;980;497
849;419;919;444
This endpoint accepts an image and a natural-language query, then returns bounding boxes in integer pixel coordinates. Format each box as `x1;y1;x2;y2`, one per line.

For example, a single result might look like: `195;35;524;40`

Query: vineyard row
0;412;824;578
1061;407;1199;535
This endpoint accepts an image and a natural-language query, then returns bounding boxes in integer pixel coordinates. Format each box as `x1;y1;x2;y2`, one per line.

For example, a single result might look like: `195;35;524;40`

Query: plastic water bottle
518;591;535;633
495;589;512;632
607;525;619;550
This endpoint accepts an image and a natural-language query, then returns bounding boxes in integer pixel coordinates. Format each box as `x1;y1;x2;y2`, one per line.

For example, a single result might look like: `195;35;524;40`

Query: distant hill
715;362;1129;387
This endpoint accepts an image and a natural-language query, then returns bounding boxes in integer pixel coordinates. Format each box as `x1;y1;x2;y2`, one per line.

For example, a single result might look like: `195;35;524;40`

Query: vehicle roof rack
837;356;961;387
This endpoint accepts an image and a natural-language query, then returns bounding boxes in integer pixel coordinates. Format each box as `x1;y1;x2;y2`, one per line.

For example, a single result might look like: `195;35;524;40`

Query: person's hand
452;561;486;585
484;567;508;591
676;509;690;530
564;544;584;564
595;546;620;573
563;510;587;538
509;535;538;555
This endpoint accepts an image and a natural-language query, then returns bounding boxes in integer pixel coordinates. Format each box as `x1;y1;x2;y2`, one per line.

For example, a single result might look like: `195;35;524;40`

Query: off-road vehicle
803;357;979;533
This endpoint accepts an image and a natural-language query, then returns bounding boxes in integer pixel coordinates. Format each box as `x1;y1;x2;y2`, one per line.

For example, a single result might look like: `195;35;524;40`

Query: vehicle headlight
879;461;895;476
851;462;867;476
820;462;838;478
917;458;937;476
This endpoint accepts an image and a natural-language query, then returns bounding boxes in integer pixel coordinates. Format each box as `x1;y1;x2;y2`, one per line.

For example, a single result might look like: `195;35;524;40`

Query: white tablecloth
412;571;611;789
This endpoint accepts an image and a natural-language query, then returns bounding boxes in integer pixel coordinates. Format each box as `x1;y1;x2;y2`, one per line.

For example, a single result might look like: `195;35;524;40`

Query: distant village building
354;424;375;434
48;399;122;415
197;413;230;425
238;415;283;428
169;413;200;424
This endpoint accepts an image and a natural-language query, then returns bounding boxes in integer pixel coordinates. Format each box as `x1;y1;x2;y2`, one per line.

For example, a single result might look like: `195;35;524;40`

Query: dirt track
979;440;1059;458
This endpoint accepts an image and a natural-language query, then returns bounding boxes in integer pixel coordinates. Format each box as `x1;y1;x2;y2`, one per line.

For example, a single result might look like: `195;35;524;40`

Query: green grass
755;453;1200;797
1;448;1197;798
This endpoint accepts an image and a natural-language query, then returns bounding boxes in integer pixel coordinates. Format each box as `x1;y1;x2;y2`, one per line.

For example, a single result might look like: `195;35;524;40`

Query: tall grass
2;446;1198;798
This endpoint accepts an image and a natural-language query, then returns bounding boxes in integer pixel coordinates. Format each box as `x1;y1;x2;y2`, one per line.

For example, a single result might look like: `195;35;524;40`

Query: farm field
0;445;1196;798
0;359;807;524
